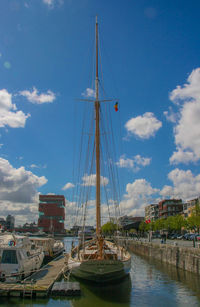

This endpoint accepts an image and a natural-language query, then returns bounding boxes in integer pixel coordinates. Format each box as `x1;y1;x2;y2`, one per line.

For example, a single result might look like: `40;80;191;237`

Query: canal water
1;237;200;307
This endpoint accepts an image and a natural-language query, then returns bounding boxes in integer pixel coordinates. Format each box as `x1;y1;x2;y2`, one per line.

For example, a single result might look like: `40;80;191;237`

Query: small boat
67;17;131;283
0;233;44;282
29;237;64;261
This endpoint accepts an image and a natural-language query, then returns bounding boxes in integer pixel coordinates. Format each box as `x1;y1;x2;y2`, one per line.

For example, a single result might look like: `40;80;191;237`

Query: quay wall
121;239;200;275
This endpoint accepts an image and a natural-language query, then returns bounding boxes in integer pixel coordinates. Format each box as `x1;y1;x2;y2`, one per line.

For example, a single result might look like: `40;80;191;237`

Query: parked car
183;233;191;240
170;234;179;240
196;234;200;241
177;235;183;240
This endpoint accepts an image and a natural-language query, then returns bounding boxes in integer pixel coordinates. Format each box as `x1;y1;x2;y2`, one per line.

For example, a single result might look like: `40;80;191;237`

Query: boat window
1;250;18;264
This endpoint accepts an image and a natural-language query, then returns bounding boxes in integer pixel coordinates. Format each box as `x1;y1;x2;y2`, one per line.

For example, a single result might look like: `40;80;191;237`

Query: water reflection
130;253;200;307
147;256;200;300
71;276;132;307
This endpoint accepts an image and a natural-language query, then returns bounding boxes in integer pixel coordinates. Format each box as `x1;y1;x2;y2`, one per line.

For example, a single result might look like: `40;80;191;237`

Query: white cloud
125;112;162;139
4;62;11;69
82;174;109;186
170;148;199;165
42;0;64;9
169;68;200;164
170;68;200;103
160;168;200;200
117;154;151;172
163;106;178;123
0;158;47;203
30;164;47;169
120;179;159;216
30;164;39;169
0;89;30;128
0;158;47;225
62;182;75;190
82;88;95;98
43;0;54;6
19;87;56;104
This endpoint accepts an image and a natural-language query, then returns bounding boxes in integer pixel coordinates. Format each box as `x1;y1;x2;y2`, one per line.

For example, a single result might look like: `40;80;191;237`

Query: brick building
158;199;183;218
38;195;65;234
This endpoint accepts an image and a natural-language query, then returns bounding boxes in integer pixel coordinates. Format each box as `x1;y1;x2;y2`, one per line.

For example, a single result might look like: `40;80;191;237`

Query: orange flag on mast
114;102;118;112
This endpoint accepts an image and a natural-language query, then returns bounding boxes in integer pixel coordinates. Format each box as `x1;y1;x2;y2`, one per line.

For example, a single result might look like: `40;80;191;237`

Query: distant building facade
70;225;95;236
158;199;183;218
0;217;6;230
15;222;38;233
145;204;159;221
183;197;200;217
6;215;15;231
38;195;65;234
118;216;144;231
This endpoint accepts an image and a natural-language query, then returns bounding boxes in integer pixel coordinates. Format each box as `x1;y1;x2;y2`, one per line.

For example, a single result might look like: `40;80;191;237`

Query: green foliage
154;218;166;230
145;215;186;232
129;228;137;234
101;221;117;234
139;221;148;232
187;200;200;231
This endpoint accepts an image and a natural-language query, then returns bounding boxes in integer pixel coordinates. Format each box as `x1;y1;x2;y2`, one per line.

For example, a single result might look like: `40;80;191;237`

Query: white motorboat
30;237;64;261
0;234;44;282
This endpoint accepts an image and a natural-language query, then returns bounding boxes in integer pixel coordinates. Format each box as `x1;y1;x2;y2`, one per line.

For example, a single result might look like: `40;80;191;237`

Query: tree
139;221;148;232
172;215;186;232
187;200;200;233
101;221;117;235
154;218;166;231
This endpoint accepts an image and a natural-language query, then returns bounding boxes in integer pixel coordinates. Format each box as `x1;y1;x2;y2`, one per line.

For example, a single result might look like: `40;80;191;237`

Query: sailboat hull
70;258;131;283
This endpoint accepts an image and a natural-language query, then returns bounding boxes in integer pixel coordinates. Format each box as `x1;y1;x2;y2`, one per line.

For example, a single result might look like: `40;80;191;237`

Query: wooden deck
0;255;68;297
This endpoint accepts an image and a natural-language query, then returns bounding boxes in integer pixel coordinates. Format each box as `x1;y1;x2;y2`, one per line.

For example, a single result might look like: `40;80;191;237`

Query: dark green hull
71;259;129;283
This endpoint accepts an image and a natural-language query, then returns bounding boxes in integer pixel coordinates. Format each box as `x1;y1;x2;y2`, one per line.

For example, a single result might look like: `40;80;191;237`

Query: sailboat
67;17;131;283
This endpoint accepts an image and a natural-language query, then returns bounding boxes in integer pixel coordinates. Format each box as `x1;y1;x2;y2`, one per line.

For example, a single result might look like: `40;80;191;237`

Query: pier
0;255;68;298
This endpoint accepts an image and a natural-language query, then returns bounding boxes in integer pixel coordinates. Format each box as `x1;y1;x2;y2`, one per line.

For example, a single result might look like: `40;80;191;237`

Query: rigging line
98;29;120;99
101;104;121;218
98;41;122;218
82;142;95;231
100;108;120;222
72;27;96;226
79;100;96;226
98;35;109;99
101;105;118;200
73;102;92;226
78;104;94;218
99;143;111;221
107;102;122;216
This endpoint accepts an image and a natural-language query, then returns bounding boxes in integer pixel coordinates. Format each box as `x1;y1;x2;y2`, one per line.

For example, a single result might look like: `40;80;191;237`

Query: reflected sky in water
1;237;200;307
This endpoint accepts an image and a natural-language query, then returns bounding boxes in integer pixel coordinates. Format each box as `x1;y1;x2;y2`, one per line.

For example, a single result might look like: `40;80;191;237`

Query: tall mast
95;16;101;238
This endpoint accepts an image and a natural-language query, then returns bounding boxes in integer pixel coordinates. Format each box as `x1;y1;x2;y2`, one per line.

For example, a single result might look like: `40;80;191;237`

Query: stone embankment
122;239;200;275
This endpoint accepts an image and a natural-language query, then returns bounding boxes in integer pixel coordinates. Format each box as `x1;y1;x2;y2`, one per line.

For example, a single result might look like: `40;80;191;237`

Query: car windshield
1;250;18;264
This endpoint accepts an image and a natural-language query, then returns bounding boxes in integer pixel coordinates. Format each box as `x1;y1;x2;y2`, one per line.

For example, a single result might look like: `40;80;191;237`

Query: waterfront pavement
130;237;200;248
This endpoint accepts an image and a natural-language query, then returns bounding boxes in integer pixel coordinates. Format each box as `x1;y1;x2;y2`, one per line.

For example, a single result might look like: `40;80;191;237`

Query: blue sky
1;0;200;227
